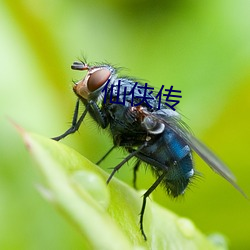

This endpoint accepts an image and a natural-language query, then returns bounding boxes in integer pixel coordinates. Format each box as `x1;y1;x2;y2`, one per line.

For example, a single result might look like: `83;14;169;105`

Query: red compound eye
87;68;111;92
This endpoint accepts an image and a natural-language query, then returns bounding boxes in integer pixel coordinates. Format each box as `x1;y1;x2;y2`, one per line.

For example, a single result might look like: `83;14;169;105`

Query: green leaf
19;128;226;250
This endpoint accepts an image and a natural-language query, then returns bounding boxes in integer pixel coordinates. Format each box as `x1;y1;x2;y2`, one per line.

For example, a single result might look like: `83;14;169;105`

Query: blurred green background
1;0;250;249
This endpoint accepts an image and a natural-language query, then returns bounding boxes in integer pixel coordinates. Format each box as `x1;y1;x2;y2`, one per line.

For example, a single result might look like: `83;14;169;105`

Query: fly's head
72;61;115;101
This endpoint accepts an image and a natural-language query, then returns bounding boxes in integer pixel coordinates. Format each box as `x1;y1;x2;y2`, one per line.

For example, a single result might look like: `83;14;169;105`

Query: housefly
52;60;246;240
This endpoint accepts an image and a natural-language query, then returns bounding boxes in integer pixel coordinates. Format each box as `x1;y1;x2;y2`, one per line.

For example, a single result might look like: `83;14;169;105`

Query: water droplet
71;170;110;209
177;217;196;238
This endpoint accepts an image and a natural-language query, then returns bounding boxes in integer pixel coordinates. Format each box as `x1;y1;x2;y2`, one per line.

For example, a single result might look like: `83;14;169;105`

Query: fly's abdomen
163;129;194;196
164;153;193;197
138;128;194;197
163;129;194;197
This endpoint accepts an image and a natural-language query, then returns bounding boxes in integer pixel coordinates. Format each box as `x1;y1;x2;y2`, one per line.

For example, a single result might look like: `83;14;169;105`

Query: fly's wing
183;132;248;198
151;109;247;198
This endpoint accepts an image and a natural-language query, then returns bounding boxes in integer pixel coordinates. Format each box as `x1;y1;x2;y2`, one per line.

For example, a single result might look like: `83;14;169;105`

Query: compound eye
87;68;111;92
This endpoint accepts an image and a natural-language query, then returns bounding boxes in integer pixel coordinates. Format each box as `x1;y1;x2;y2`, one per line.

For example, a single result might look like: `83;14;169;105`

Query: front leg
52;99;89;141
88;100;108;129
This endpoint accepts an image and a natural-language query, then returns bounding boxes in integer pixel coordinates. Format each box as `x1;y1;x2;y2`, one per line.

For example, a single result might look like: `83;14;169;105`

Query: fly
52;60;246;240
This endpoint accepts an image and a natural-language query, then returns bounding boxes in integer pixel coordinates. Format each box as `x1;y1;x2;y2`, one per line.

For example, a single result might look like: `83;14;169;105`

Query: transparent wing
150;109;247;198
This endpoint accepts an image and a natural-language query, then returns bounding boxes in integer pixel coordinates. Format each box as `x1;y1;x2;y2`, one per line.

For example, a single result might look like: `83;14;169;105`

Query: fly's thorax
106;78;135;107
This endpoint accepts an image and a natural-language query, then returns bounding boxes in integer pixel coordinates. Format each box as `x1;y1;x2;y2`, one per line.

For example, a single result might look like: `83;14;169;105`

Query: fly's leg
102;148;141;188
88;100;107;129
107;143;146;184
96;146;116;165
133;160;141;189
140;172;166;240
52;99;88;141
52;99;108;141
